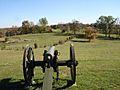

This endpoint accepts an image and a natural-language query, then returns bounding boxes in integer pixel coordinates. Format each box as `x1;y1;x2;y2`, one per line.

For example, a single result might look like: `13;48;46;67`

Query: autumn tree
22;20;30;34
84;26;97;42
0;32;3;38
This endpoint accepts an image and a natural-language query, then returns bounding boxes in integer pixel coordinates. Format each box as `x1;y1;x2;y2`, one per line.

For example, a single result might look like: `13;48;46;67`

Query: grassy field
0;33;120;90
0;33;70;50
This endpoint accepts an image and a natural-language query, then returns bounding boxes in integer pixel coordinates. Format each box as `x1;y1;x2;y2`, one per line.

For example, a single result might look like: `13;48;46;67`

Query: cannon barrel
47;46;55;56
42;46;55;90
44;46;55;68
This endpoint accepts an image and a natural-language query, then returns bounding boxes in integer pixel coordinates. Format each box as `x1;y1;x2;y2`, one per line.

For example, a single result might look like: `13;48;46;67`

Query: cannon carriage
23;44;78;89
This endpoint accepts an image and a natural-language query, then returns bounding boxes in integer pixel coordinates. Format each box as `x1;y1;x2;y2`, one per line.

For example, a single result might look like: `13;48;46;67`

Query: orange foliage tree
84;27;97;42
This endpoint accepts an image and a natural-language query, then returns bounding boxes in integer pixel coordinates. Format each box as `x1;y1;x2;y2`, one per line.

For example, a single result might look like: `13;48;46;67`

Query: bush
44;45;46;48
0;44;6;50
34;43;38;49
58;40;64;44
53;43;58;46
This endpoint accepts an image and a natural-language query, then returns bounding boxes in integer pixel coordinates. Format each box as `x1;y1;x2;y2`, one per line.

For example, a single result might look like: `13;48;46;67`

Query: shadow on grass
53;32;76;37
0;78;74;90
0;78;44;90
0;78;26;90
55;79;74;90
97;35;120;40
72;39;90;43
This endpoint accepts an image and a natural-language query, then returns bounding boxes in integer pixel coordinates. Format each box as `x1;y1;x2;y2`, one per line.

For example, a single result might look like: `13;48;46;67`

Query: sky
0;0;120;28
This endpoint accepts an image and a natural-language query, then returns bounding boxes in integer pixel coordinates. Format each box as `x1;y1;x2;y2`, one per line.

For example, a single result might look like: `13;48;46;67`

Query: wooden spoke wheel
70;44;77;84
23;46;35;85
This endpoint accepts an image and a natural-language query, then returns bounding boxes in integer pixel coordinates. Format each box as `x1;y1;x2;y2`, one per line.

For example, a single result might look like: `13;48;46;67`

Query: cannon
23;44;78;89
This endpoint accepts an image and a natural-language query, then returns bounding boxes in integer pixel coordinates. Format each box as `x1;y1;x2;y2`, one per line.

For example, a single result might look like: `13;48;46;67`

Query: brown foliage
84;27;97;42
5;28;18;36
0;32;4;38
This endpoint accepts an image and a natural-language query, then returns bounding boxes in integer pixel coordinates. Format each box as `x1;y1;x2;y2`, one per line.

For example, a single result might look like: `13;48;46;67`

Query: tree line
5;17;50;36
0;16;120;39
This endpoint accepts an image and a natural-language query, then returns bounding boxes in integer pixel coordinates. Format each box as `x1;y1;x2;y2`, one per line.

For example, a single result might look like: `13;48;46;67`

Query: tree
65;23;70;33
29;21;34;27
22;20;31;34
58;23;65;32
38;17;48;32
34;25;41;33
29;21;35;33
50;25;58;29
115;18;120;38
107;16;117;37
84;26;97;42
71;20;81;35
96;16;116;38
5;29;17;36
0;32;3;38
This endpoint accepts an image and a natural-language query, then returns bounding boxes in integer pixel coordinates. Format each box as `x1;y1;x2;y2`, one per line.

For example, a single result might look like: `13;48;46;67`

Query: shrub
34;43;38;49
53;43;58;46
0;44;6;50
22;46;25;50
66;38;69;41
58;40;64;44
44;45;46;48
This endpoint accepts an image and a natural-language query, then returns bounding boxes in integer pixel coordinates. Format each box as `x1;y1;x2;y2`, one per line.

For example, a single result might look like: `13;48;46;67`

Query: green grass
0;33;120;90
0;33;70;50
